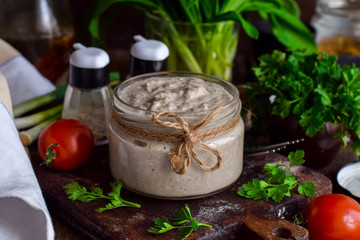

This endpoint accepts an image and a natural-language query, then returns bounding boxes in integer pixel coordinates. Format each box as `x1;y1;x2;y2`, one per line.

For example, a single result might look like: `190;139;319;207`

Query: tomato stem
42;143;59;167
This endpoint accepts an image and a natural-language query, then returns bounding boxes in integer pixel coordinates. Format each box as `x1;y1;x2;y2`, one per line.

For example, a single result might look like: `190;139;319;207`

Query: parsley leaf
238;179;269;201
298;182;315;196
267;184;291;203
178;227;193;240
172;204;193;225
148;204;212;240
63;180;141;212
148;217;175;234
289;150;305;166
238;150;315;203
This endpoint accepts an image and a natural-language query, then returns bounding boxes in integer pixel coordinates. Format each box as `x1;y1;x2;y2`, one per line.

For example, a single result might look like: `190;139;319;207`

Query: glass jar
311;0;360;55
108;72;244;199
145;13;240;81
0;0;75;82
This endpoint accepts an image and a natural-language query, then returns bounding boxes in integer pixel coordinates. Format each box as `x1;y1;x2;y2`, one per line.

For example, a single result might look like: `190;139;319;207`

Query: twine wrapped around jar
113;104;240;174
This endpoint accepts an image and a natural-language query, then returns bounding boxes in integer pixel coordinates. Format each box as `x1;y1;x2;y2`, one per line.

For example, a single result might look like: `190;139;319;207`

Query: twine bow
152;104;225;175
113;103;240;175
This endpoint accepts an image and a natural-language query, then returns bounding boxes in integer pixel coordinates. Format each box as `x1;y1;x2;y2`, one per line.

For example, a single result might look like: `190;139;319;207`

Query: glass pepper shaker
129;35;169;77
62;43;112;146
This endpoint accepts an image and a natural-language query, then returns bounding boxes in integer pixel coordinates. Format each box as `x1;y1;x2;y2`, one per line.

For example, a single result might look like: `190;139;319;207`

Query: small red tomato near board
305;193;360;240
38;119;94;170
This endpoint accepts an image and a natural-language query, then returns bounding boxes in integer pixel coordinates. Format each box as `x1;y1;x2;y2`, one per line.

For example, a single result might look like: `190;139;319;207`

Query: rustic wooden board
29;145;332;240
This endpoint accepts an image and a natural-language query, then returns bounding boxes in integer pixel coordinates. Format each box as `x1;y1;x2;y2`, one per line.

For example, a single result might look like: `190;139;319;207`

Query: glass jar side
108;72;244;199
312;0;360;55
145;13;240;81
0;0;75;82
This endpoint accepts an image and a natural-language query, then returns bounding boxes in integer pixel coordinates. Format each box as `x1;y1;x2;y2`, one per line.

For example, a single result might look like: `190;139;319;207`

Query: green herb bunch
148;204;212;240
63;180;140;212
246;50;360;155
88;0;315;80
238;150;315;203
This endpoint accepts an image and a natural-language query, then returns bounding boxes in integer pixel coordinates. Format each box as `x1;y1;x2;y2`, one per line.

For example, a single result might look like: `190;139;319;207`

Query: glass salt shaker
62;43;112;146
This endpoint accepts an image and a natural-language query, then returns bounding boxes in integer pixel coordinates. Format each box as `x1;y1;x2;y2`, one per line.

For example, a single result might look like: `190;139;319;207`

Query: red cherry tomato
305;194;360;240
38;119;94;170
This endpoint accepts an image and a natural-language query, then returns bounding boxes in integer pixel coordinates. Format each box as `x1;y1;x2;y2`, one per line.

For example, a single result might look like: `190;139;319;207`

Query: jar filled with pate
108;72;244;199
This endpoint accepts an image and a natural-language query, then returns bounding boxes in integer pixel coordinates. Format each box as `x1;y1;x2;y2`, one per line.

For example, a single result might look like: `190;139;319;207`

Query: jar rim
316;0;360;16
113;71;240;118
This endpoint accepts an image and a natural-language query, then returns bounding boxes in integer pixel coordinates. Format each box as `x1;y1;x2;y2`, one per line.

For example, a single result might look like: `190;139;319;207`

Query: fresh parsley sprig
238;150;315;203
246;50;360;155
148;204;212;240
63;180;140;212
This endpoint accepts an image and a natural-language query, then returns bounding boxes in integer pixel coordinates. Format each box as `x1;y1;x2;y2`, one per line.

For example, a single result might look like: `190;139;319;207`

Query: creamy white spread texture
119;76;233;112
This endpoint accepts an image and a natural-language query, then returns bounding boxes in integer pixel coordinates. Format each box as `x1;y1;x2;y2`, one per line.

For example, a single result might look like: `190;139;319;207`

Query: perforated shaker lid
337;161;360;200
130;35;169;61
69;43;110;89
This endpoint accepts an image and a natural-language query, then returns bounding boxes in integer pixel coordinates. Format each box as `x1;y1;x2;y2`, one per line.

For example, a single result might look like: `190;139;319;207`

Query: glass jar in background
145;13;240;82
0;0;75;82
311;0;360;56
108;72;245;199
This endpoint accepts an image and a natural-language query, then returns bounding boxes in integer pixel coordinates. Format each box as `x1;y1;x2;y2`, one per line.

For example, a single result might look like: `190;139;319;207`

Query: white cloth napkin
0;39;55;240
0;103;55;240
0;39;55;105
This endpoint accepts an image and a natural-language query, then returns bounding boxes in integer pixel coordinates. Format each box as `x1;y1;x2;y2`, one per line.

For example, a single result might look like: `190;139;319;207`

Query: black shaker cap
69;43;110;89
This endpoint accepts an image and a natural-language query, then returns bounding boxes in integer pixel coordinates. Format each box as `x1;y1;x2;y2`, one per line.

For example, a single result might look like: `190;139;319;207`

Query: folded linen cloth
0;38;55;105
0;103;55;240
0;39;55;239
0;72;12;117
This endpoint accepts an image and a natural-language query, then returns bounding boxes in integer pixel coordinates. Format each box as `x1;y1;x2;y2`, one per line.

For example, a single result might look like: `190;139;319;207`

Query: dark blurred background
51;1;318;84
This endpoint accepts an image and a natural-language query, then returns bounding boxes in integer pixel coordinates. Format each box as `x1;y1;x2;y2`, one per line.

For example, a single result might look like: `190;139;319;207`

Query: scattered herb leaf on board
63;180;140;212
238;150;315;203
148;204;212;240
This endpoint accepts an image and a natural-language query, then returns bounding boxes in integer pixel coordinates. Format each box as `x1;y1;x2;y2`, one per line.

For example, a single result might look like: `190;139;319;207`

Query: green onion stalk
19;113;61;147
145;13;239;81
13;84;67;118
15;104;63;130
13;72;120;146
88;0;316;81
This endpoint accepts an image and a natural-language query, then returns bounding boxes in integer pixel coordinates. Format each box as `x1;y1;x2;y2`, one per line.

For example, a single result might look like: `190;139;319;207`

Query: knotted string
113;104;240;174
